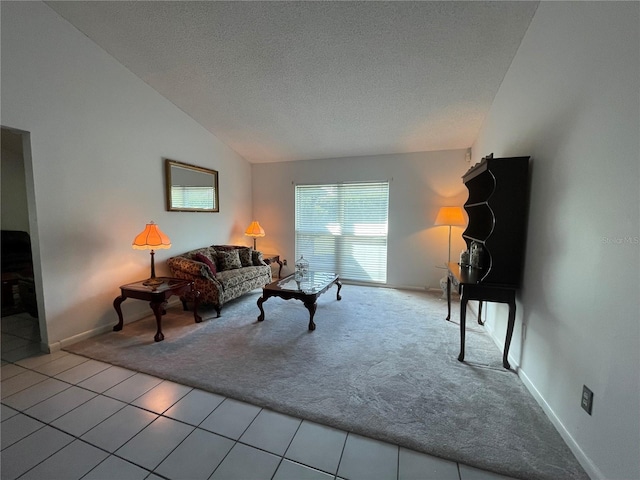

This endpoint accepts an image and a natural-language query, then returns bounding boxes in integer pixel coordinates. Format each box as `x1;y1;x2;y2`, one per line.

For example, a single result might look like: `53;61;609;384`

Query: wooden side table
446;263;516;369
262;253;283;278
113;277;201;342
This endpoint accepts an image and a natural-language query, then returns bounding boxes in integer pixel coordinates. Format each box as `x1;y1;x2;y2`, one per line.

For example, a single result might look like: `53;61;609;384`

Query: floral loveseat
166;245;272;317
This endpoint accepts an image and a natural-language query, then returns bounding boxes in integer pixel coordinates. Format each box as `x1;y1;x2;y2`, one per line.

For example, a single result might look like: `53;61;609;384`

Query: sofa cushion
237;247;253;267
217;250;242;271
194;253;217;275
252;250;265;266
168;256;215;281
216;265;269;289
189;246;216;259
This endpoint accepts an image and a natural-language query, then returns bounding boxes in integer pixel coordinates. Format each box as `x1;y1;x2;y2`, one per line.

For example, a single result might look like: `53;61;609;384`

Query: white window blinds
171;186;216;210
295;182;389;284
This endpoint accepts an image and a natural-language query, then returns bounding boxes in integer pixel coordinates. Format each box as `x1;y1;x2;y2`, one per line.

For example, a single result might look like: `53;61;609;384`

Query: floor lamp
434;206;466;263
434;207;466;298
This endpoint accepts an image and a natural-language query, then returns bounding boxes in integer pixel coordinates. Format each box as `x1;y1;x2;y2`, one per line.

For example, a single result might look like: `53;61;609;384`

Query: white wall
472;3;639;479
1;143;30;232
1;2;254;349
252;150;470;290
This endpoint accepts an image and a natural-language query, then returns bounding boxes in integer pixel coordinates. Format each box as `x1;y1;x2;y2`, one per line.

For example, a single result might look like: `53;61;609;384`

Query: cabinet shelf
463;204;494;242
464;172;496;205
461;156;529;287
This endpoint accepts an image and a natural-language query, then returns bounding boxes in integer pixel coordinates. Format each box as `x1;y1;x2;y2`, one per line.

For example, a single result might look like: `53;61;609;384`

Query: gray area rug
66;285;587;480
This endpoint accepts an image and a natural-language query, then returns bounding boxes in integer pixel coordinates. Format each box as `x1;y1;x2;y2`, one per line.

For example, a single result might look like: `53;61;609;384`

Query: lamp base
143;277;164;287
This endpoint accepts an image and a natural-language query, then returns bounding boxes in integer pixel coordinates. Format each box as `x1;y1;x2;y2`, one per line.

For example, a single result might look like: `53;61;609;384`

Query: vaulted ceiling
47;1;538;163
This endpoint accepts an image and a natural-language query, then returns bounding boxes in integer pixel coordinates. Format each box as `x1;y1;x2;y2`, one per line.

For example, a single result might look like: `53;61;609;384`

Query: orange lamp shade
245;221;265;238
132;222;172;250
434;207;466;226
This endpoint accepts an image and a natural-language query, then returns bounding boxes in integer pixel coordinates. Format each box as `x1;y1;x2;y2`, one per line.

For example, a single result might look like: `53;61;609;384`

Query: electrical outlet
282;259;287;266
581;385;593;415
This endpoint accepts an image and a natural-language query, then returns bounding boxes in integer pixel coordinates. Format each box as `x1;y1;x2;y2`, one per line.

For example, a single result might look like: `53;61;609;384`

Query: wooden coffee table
257;272;342;330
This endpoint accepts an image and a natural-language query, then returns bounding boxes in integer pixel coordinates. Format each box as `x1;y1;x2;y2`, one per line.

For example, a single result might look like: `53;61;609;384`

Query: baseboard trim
518;369;603;480
482;319;601;480
54;298;182;350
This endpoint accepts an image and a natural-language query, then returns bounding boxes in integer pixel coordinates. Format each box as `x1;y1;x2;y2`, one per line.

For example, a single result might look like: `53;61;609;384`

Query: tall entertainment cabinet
446;155;530;369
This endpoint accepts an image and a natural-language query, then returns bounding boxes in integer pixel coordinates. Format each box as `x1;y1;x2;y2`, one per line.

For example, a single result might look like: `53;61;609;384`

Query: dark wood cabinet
462;155;529;285
447;155;530;369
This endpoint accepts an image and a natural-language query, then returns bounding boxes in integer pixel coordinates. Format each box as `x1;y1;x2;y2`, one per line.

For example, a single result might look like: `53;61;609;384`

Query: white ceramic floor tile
285;420;347;475
116;415;194;470
459;464;519;480
2;377;70;410
154;427;235;479
0;413;45;449
0;369;47;398
52;394;126;436
337;433;399;480
25;385;96;423
209;442;281;480
1;403;19;420
163;388;225;425
18;439;109;480
131;380;192;414
81;405;158;452
78;365;136;393
199;398;261;439
13;350;68;369
398;447;460;480
103;372;163;403
0;424;74;479
54;359;111;384
274;459;335;480
239;409;301;456
0;363;27;380
2;335;33;351
30;353;88;376
83;455;150;480
0;343;43;362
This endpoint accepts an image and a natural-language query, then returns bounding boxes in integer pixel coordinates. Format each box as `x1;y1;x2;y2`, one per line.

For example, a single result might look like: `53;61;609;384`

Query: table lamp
245;221;265;249
132;221;171;286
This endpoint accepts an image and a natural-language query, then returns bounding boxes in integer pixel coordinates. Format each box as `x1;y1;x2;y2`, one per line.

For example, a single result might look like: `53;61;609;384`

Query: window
295;182;389;283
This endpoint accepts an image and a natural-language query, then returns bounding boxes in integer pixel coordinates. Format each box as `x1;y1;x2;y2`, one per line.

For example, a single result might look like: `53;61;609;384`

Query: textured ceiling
47;1;538;163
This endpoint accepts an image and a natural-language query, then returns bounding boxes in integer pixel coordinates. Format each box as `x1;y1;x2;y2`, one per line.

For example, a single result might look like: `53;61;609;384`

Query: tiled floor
1;312;517;480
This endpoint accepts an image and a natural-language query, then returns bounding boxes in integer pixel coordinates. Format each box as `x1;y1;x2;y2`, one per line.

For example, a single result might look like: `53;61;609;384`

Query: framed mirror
165;159;219;212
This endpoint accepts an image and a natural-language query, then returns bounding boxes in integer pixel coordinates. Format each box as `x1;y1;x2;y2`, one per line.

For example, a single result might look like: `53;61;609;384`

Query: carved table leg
458;295;468;362
477;300;484;325
446;276;451;321
192;290;202;323
257;296;267;322
335;279;342;301
304;300;317;331
150;301;166;342
276;260;283;278
113;295;126;331
503;299;516;370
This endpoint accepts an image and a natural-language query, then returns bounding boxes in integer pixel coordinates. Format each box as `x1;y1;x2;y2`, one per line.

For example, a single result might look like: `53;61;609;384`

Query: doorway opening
1;127;46;358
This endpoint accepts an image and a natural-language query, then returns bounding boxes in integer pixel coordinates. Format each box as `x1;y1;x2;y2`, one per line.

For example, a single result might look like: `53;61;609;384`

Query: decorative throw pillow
217;250;242;271
194;253;217;276
238;247;253;267
252;250;265;266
